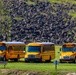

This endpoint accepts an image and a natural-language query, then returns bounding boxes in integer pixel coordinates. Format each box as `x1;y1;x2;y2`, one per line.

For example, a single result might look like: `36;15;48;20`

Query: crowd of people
1;0;76;45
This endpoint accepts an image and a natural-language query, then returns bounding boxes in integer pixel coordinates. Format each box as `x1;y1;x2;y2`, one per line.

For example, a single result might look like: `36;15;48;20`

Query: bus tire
17;55;20;62
40;57;42;62
45;56;51;63
60;59;63;63
74;58;76;63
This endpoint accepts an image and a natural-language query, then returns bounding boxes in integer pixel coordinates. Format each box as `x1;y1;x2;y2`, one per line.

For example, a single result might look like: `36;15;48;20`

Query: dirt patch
0;69;50;75
0;69;76;75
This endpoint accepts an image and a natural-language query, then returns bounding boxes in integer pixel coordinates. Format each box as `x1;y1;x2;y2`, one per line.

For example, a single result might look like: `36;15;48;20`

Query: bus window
43;45;54;52
28;46;41;52
0;46;6;51
8;46;13;53
14;46;20;50
8;46;13;50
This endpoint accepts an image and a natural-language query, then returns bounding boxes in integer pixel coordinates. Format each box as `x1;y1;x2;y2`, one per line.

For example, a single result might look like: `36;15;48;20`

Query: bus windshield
62;47;74;52
0;46;6;51
27;46;41;52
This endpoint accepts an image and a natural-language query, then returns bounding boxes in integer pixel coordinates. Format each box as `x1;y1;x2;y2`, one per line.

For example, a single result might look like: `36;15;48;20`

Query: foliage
14;17;23;21
49;0;76;4
0;1;12;41
25;0;36;5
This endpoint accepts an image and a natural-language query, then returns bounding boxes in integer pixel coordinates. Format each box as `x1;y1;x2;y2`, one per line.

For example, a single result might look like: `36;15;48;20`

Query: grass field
0;62;76;71
0;46;76;72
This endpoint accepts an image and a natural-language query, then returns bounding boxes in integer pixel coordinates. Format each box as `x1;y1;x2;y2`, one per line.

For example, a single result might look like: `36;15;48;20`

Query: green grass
0;62;76;72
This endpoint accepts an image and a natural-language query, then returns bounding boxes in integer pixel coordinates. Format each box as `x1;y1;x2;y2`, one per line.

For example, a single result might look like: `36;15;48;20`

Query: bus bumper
60;58;75;63
25;58;42;62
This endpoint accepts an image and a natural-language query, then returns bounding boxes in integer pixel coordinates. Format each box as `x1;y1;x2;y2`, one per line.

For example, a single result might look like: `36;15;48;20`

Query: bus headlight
25;55;28;58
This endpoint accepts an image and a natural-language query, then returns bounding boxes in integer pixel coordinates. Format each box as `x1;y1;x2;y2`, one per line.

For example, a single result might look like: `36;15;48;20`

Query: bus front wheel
74;58;76;63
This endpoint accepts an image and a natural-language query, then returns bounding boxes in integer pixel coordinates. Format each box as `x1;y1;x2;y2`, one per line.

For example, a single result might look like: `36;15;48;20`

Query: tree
0;1;12;41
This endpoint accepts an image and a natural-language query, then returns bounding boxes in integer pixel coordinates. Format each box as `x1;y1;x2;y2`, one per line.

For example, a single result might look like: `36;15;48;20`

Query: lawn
0;61;76;72
1;62;76;71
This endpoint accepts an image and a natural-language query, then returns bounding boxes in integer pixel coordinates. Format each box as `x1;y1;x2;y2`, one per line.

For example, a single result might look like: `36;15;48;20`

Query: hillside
0;0;76;44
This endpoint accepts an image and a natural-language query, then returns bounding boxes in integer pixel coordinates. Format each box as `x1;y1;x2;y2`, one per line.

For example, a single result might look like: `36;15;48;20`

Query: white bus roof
38;42;54;44
3;42;25;44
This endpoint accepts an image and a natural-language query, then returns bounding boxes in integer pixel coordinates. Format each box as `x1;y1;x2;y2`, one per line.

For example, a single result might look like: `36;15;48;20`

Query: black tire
45;57;51;63
60;59;62;63
46;59;51;63
73;59;76;63
14;59;17;62
17;55;20;62
40;57;42;63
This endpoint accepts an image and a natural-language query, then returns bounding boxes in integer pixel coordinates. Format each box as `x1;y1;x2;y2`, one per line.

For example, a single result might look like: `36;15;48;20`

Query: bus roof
39;42;54;44
27;42;54;46
3;42;25;44
63;43;76;45
28;42;54;45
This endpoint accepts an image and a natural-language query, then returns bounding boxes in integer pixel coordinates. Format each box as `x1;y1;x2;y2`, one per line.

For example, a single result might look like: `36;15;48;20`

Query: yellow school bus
60;43;76;63
0;42;25;61
25;42;55;62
